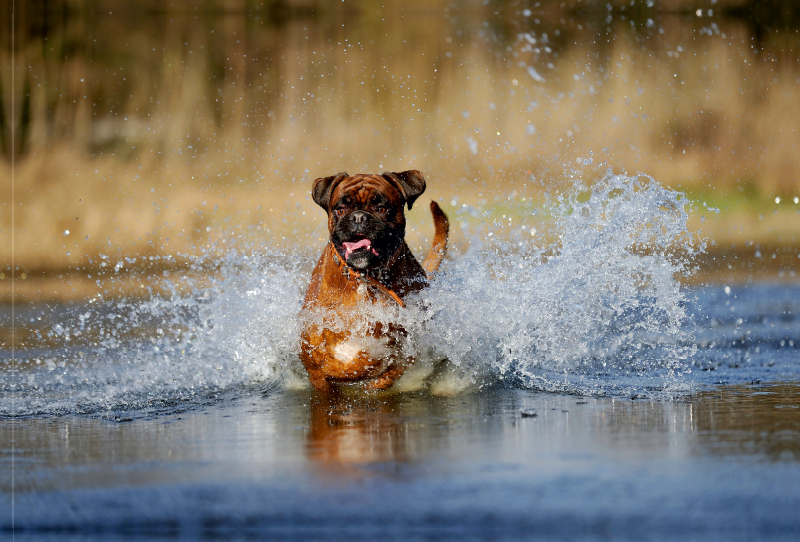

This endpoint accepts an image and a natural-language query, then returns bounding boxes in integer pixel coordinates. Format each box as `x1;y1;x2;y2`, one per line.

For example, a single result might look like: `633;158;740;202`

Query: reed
1;0;798;281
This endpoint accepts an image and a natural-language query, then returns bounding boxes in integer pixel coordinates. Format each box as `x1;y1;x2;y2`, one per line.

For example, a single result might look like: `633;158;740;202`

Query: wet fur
300;171;449;392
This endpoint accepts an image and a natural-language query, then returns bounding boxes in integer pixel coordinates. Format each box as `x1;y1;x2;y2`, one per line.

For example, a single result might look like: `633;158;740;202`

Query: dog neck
328;241;406;308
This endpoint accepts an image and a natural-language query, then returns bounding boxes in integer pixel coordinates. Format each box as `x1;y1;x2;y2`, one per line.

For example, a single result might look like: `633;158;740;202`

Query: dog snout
351;211;368;224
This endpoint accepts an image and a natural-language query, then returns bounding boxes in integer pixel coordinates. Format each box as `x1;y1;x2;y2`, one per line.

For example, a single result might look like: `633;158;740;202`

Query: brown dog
299;171;449;392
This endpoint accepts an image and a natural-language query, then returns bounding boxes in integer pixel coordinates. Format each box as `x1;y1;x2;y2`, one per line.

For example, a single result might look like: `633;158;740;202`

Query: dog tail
423;200;449;278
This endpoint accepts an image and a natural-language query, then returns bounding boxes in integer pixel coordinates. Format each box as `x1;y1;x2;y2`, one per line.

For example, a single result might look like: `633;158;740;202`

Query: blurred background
1;0;799;306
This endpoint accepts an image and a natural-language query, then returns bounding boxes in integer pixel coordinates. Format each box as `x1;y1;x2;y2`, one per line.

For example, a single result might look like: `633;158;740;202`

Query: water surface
3;281;800;539
4;380;800;540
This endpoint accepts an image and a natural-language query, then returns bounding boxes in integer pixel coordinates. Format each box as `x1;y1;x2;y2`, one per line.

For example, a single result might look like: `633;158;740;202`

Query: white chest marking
333;337;391;365
334;340;362;364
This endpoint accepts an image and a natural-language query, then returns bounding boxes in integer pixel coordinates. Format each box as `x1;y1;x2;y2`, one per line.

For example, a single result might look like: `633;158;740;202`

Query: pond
1;0;799;539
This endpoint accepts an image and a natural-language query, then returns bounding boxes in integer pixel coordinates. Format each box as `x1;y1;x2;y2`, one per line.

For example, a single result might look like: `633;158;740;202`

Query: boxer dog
299;171;449;392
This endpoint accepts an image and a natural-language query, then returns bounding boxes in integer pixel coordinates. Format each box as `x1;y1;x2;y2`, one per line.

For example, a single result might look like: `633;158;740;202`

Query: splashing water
411;172;702;396
2;172;702;416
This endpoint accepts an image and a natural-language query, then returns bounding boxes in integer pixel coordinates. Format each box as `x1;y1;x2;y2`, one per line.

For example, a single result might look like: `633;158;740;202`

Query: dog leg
365;358;412;391
307;372;334;393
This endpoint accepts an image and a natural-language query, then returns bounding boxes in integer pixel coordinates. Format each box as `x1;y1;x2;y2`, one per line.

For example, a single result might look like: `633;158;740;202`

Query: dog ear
312;172;349;210
382;170;426;210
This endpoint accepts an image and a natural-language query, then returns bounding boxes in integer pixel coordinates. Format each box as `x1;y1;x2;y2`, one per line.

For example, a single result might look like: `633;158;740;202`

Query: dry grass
1;0;799;298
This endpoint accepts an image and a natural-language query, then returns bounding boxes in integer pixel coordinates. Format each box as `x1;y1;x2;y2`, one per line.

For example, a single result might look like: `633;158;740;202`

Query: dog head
312;171;426;270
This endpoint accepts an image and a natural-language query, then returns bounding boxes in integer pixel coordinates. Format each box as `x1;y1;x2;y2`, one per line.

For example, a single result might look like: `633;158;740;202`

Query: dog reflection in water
300;170;449;393
306;394;412;468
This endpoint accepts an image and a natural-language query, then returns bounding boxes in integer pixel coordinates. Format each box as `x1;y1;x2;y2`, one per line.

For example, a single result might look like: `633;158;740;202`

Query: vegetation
1;0;798;300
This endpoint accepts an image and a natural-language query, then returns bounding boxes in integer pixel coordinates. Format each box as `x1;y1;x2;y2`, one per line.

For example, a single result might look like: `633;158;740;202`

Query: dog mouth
342;238;379;260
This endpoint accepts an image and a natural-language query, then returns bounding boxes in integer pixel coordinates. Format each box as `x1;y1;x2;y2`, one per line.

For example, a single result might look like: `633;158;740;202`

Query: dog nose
351;211;367;224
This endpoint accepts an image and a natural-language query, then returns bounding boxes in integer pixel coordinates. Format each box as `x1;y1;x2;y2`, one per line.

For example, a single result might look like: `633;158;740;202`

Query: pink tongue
342;239;378;259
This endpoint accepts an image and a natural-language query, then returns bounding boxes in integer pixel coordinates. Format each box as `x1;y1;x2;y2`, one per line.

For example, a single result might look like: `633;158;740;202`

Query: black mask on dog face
312;171;426;270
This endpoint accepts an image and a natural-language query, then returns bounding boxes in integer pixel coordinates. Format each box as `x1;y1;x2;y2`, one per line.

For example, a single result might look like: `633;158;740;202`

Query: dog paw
309;376;334;393
365;376;396;392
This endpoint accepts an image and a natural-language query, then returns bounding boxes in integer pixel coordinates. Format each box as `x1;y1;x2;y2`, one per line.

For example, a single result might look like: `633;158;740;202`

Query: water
3;385;800;540
3;173;800;539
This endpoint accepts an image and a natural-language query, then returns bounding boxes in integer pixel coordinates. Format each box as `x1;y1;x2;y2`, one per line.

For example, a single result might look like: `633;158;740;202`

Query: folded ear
312;172;349;210
381;170;426;210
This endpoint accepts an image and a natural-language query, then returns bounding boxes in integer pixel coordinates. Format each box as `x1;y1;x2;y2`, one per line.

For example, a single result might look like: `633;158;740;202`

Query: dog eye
334;208;346;217
376;206;388;214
